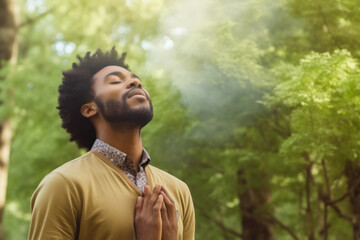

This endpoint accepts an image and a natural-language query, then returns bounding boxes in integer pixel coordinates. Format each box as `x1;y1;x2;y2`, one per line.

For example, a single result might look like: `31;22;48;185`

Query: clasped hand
134;184;178;240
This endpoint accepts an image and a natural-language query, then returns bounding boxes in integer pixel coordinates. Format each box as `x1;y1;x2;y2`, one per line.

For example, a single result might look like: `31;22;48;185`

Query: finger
143;185;151;207
161;191;173;205
161;200;169;221
161;191;176;219
144;185;152;198
153;194;163;217
153;184;162;194
160;186;175;203
150;184;161;204
135;196;143;216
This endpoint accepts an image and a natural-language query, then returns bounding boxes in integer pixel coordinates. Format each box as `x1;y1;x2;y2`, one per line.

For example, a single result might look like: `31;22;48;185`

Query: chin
97;97;154;125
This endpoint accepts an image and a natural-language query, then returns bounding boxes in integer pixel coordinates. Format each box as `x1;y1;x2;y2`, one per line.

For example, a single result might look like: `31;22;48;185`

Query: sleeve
28;171;80;240
181;183;195;240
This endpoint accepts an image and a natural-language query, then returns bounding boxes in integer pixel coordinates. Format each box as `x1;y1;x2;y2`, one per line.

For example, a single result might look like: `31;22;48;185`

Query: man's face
91;65;153;127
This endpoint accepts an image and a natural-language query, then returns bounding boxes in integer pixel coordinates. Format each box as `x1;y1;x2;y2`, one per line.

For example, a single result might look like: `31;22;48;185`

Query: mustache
123;87;151;101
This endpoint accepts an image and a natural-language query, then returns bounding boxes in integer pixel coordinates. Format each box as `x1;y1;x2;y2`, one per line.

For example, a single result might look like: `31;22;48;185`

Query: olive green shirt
28;151;195;240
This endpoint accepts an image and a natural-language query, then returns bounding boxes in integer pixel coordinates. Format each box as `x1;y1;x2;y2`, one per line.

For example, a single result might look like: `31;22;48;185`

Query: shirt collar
91;139;151;174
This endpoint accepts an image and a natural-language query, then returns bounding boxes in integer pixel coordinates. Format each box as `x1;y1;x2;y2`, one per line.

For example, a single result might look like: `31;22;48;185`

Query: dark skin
160;186;179;240
80;65;177;240
135;185;163;240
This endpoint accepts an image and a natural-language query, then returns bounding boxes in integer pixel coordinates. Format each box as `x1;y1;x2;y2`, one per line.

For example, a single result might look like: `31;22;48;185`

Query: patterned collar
90;139;151;176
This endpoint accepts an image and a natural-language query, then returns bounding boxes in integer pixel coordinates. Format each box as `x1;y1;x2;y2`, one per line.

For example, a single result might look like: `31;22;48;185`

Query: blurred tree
145;7;281;238
0;0;18;239
1;0;167;239
287;0;360;58
265;50;360;239
2;0;360;239
143;0;360;239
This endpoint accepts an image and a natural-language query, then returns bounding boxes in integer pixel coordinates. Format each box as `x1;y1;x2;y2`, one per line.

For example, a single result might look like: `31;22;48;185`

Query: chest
77;182;138;239
76;175;184;240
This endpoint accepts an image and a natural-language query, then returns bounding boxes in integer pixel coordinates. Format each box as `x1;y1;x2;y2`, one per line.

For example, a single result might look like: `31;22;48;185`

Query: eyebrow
104;71;141;81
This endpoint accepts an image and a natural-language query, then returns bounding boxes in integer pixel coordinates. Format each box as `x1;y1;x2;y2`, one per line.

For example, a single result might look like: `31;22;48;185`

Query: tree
2;0;167;239
0;0;18;238
144;0;360;239
265;50;360;239
2;0;360;239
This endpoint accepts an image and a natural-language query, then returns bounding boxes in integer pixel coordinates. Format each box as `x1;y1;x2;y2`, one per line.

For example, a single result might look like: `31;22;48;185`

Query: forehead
92;65;131;82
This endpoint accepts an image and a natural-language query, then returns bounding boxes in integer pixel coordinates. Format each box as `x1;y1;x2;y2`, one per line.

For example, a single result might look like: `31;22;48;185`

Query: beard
94;90;153;128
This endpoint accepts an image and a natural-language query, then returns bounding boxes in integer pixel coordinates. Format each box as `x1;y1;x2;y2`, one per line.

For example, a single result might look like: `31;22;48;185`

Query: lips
127;89;146;99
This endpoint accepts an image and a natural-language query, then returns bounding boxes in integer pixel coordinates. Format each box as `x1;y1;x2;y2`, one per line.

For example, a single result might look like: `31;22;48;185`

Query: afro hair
57;47;129;150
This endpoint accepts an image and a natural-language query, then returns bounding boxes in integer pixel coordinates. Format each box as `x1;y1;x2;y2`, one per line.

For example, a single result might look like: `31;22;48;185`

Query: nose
128;78;142;88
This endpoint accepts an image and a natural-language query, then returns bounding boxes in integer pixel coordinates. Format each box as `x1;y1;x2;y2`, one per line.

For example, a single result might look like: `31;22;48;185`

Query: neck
95;121;143;172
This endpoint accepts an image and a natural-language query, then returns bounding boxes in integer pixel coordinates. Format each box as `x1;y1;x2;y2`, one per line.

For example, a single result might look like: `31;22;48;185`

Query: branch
321;158;330;239
195;204;243;239
302;155;313;210
322;204;329;240
318;159;355;225
325;172;360;205
18;7;54;29
241;210;299;240
332;170;344;190
301;153;315;240
265;213;299;240
322;159;331;197
326;192;349;205
327;202;353;223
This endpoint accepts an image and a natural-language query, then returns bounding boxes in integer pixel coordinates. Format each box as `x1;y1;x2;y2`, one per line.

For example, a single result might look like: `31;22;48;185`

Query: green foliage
3;0;167;238
288;0;360;57
263;50;360;239
3;0;360;239
269;50;360;160
1;50;82;238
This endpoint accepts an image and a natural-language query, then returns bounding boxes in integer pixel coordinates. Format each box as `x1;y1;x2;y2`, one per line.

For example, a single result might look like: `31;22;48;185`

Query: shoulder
46;151;104;181
31;152;103;208
147;165;185;184
147;165;191;195
34;152;104;193
54;151;98;172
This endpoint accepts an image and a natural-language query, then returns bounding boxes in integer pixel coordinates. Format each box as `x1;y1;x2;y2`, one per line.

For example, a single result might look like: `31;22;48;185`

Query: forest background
1;0;360;239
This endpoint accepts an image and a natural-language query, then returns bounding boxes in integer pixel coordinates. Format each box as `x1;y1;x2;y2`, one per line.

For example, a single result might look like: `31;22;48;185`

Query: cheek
143;89;150;98
96;88;125;100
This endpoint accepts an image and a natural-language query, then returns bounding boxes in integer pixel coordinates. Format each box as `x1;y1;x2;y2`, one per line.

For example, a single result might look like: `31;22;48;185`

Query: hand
134;185;163;240
160;186;178;240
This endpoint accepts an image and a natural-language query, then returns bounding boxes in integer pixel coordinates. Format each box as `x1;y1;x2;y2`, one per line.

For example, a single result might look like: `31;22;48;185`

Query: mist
143;0;274;142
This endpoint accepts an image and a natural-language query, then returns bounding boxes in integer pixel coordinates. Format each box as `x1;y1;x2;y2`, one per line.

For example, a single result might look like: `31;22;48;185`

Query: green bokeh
2;0;360;239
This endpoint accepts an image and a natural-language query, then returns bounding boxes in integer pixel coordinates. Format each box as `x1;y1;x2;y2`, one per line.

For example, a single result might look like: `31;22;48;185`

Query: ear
80;102;98;118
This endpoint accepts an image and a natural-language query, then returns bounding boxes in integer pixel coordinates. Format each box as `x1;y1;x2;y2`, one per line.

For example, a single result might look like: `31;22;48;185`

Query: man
28;48;195;240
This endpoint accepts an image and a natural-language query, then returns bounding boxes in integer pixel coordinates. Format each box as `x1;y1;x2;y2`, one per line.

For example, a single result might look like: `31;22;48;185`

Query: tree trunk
0;0;18;65
237;169;273;240
305;162;315;240
345;160;360;240
0;121;12;240
0;0;18;239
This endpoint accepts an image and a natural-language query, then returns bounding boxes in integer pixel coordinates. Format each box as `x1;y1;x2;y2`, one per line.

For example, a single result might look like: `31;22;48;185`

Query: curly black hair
57;47;130;150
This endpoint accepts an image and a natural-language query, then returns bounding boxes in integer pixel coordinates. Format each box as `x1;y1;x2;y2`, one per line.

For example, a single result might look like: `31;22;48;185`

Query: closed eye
110;81;122;84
